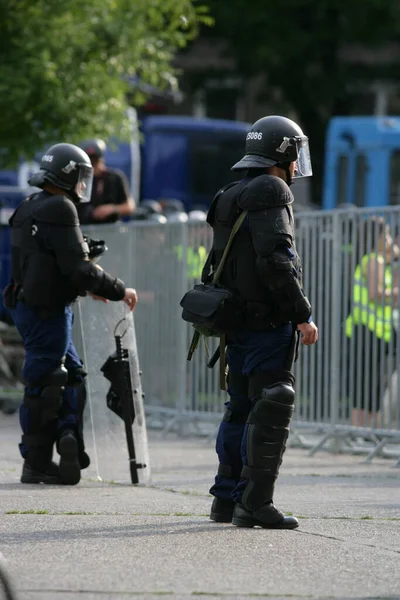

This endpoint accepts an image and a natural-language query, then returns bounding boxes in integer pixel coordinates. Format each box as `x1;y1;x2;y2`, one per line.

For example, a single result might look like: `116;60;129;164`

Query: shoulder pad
249;205;295;256
237;175;293;210
33;195;79;226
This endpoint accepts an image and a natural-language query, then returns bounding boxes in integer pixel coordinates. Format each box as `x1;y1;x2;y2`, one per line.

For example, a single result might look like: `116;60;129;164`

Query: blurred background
0;0;400;460
1;0;400;214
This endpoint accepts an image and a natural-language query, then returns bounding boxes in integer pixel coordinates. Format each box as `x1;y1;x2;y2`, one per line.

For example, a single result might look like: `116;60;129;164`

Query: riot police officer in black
207;116;318;529
4;143;138;485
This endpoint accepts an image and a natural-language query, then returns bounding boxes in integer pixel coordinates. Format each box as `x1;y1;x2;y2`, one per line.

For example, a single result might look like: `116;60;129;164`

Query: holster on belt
3;282;21;309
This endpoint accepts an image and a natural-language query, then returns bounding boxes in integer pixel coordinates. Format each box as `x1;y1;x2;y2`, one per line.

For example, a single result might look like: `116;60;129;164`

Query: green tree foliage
0;0;211;165
204;0;400;202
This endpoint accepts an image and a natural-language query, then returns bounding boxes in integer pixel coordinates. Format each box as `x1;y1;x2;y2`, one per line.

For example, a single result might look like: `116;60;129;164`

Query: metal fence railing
78;207;400;465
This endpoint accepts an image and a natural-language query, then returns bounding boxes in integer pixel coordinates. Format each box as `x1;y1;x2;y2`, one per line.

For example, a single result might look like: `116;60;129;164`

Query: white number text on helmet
246;131;263;141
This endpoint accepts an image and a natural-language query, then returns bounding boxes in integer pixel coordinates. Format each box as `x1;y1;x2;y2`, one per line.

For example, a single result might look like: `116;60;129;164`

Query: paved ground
0;413;399;600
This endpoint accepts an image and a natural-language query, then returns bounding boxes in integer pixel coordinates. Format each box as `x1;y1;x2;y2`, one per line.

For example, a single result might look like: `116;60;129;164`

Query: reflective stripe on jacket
345;252;392;342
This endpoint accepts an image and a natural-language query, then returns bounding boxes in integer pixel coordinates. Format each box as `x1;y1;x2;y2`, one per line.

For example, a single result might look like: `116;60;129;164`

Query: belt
16;288;63;319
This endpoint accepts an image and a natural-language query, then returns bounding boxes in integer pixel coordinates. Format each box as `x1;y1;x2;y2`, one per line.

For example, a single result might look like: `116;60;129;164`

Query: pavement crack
299;529;400;555
19;591;318;598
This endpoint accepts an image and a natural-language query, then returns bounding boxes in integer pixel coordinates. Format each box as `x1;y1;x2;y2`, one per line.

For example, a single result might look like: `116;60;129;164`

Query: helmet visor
75;164;93;203
293;137;312;178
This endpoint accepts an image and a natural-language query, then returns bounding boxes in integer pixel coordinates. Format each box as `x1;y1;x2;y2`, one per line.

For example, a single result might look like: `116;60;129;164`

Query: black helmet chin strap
276;162;293;187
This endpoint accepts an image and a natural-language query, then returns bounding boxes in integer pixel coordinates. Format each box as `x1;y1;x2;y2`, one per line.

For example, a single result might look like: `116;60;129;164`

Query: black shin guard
22;365;67;472
62;367;90;469
242;370;295;511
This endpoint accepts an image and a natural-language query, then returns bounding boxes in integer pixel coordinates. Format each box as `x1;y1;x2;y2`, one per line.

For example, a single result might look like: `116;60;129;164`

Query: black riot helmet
231;115;312;185
80;139;107;160
28;143;93;203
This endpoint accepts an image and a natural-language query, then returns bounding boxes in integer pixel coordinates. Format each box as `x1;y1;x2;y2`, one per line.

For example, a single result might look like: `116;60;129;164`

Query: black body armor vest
205;174;306;329
10;192;82;308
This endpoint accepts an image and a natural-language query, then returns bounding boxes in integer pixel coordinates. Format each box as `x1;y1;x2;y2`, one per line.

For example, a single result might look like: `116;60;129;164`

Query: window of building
390;150;400;206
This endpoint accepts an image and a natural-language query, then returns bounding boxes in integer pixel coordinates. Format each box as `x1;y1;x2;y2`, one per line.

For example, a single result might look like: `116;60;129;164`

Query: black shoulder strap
201;179;247;284
201;184;233;283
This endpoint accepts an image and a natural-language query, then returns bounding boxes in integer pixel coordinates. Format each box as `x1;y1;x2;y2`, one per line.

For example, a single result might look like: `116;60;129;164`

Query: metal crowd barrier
64;208;400;465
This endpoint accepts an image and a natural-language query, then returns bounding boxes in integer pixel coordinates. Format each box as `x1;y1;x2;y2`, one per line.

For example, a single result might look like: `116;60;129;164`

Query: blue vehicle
0;113;250;213
0;113;251;319
323;116;400;210
140;115;250;209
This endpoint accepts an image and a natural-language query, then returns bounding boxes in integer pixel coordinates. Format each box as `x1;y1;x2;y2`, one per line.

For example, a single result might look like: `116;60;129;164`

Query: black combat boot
21;460;61;484
232;503;299;529
20;428;61;484
58;430;81;485
210;498;235;523
79;449;90;470
76;427;90;469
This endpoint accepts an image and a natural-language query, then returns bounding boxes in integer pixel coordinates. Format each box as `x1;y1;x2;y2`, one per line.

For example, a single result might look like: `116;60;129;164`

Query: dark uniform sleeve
238;175;311;325
76;201;94;225
112;170;129;205
248;207;311;324
35;196;126;301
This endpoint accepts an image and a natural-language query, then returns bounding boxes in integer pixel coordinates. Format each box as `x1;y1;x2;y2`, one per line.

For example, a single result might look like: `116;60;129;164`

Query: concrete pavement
0;413;399;600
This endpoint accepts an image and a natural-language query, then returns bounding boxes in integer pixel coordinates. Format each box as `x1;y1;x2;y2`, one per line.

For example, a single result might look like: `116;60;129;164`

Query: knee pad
223;370;250;424
246;373;295;459
247;369;295;435
24;364;68;424
251;380;295;429
249;369;295;400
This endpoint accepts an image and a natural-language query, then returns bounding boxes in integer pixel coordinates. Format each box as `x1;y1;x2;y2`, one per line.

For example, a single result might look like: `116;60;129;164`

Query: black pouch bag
180;210;248;338
180;284;233;337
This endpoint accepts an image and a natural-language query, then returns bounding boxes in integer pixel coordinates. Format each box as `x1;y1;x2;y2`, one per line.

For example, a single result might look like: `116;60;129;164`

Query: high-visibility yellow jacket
345;252;393;342
174;245;208;279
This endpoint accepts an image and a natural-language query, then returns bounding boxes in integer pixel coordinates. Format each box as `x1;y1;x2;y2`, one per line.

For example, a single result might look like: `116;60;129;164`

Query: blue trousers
8;302;84;458
209;324;295;503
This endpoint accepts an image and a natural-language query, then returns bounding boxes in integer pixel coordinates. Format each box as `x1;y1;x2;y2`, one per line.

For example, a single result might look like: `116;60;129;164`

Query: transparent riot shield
75;299;151;485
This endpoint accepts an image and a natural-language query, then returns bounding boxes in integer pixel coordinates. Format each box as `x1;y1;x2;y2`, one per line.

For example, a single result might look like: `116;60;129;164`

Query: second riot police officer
206;116;318;528
4;143;138;486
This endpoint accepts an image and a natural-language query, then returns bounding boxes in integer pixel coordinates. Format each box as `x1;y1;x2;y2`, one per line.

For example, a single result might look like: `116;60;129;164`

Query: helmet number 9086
246;131;263;140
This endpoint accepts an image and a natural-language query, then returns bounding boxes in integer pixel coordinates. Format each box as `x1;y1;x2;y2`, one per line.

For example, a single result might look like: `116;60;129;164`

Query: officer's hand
93;205;118;220
297;322;318;345
88;292;109;304
123;288;138;312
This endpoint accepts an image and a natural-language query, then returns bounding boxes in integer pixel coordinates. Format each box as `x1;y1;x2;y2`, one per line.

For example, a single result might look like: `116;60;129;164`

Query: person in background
159;198;185;218
345;217;399;426
77;139;135;225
